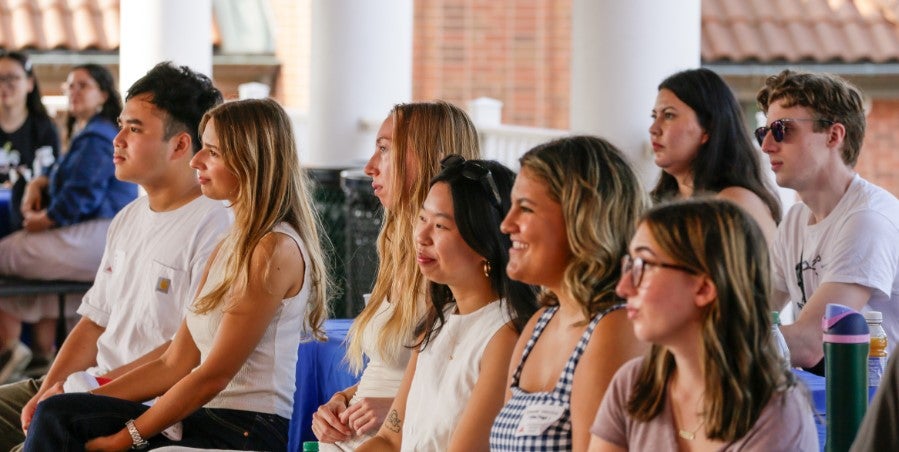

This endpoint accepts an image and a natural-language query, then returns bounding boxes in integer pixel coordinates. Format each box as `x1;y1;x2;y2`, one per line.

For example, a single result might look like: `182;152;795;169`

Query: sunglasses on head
439;154;502;210
754;118;834;146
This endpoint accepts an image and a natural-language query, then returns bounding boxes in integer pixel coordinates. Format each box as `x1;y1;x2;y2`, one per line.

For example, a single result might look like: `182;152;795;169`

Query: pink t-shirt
591;358;819;451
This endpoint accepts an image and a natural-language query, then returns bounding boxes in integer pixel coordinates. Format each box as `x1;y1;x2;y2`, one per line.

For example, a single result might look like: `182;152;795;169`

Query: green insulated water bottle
823;303;869;452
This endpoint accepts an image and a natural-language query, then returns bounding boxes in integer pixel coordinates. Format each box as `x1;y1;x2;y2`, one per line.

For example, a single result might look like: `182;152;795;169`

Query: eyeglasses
0;74;24;86
754;118;834;146
621;255;698;288
439;154;502;210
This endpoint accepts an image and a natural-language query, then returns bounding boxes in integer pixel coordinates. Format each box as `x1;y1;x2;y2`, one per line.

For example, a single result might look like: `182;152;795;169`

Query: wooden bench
0;277;93;347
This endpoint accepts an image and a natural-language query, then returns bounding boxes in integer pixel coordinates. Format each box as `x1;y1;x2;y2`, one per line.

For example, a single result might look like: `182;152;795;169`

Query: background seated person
0;64;136;380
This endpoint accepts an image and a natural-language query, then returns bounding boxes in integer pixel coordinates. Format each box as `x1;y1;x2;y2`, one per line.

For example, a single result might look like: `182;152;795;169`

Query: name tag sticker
514;404;565;437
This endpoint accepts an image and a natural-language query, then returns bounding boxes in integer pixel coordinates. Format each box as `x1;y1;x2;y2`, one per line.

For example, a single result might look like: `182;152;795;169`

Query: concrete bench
0;277;92;347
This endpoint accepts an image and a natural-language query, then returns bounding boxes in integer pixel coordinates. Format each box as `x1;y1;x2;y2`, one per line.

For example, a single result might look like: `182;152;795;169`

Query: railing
477;123;568;170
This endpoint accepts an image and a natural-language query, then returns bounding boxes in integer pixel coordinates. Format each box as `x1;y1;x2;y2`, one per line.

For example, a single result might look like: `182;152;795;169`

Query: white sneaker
0;342;32;384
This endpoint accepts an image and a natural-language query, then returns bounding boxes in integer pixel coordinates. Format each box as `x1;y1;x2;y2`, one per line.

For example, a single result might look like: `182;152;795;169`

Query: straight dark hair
651;68;782;222
414;159;538;349
126;62;223;152
0;51;50;119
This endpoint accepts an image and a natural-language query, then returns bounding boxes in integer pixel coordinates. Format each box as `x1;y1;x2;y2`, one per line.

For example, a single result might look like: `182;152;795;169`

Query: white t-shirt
77;195;230;375
402;299;510;452
772;174;899;352
187;223;309;419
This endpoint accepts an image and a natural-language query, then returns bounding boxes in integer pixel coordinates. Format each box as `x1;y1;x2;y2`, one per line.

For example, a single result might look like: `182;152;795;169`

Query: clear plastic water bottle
771;311;791;369
864;310;888;388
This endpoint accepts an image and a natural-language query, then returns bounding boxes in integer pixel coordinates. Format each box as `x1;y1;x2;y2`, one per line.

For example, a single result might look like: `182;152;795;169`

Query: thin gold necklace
670;381;705;441
678;419;706;440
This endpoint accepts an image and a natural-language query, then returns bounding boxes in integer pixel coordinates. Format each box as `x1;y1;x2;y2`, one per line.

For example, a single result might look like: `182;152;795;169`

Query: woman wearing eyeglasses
0;64;136;378
588;199;817;452
312;102;480;450
489;136;648;451
649;68;780;245
0;51;60;236
356;157;537;451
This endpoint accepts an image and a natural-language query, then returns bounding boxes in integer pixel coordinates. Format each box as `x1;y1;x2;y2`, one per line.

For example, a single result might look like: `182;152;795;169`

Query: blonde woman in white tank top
312;102;481;450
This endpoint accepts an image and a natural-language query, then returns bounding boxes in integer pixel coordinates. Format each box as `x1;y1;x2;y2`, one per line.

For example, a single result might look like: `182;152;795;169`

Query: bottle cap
863;311;883;323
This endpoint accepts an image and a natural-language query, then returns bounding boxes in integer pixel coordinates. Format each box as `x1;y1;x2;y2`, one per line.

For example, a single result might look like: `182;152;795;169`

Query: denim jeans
23;393;289;451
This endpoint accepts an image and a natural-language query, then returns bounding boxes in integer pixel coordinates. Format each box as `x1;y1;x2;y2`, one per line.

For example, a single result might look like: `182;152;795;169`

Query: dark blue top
46;116;137;227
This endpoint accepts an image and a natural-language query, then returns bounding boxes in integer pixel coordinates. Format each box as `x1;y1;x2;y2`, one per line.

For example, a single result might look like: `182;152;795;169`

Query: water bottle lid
822;303;869;343
770;311;781;325
863;310;883;323
302;441;319;452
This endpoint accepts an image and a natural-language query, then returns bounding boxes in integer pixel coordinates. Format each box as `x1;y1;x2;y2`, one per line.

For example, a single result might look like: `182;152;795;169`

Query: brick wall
857;100;899;197
413;0;570;129
270;0;311;109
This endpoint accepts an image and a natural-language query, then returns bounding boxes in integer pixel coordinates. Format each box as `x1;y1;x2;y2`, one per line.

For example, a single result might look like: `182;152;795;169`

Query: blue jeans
23;393;289;451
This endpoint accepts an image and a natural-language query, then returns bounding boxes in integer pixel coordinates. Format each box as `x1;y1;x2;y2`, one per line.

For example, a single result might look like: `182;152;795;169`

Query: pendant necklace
678;419;706;440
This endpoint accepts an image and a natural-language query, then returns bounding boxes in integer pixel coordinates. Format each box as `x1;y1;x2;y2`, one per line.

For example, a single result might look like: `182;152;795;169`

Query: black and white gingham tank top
489;303;623;451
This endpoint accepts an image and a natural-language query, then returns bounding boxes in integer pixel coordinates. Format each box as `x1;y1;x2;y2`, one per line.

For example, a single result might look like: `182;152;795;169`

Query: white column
570;0;700;188
307;0;413;168
119;0;213;93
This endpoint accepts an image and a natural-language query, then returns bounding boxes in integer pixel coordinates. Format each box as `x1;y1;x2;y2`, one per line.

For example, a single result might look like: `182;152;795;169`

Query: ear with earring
482;260;492;278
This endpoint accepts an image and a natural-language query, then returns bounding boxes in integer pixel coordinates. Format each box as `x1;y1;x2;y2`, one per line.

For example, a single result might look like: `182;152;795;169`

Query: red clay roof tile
2;0;898;64
703;0;899;63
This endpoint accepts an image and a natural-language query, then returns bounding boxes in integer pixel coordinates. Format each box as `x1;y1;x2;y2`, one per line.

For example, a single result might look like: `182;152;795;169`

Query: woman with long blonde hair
23;98;330;450
312;101;480;449
589;199;817;451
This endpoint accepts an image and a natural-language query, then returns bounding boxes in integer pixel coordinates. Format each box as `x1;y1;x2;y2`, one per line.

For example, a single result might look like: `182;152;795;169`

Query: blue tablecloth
795;368;878;451
795;369;826;450
289;318;360;451
0;188;10;238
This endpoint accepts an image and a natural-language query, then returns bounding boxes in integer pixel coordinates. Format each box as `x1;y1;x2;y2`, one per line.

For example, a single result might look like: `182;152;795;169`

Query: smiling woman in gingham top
488;136;648;451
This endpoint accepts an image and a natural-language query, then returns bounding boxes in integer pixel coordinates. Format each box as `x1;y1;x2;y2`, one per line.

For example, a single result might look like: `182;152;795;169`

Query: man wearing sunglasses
756;70;899;377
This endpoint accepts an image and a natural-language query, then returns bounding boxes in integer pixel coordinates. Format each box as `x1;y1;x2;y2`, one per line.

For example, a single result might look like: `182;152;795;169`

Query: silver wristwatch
125;419;149;450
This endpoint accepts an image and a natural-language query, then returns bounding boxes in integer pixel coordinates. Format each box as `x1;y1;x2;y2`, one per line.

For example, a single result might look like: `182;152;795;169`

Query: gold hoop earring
483;260;491;278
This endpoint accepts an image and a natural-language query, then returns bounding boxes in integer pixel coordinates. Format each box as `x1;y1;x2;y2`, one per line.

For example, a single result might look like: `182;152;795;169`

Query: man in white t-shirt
757;70;899;376
0;62;229;449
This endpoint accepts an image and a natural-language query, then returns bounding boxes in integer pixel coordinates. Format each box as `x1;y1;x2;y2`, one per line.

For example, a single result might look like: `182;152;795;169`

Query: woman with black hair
649;68;781;244
0;51;60;236
357;157;538;451
0;64;137;379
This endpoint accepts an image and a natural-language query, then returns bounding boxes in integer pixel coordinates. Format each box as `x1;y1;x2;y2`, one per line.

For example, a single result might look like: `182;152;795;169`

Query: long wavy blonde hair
345;101;480;372
519;135;647;321
192;98;330;341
